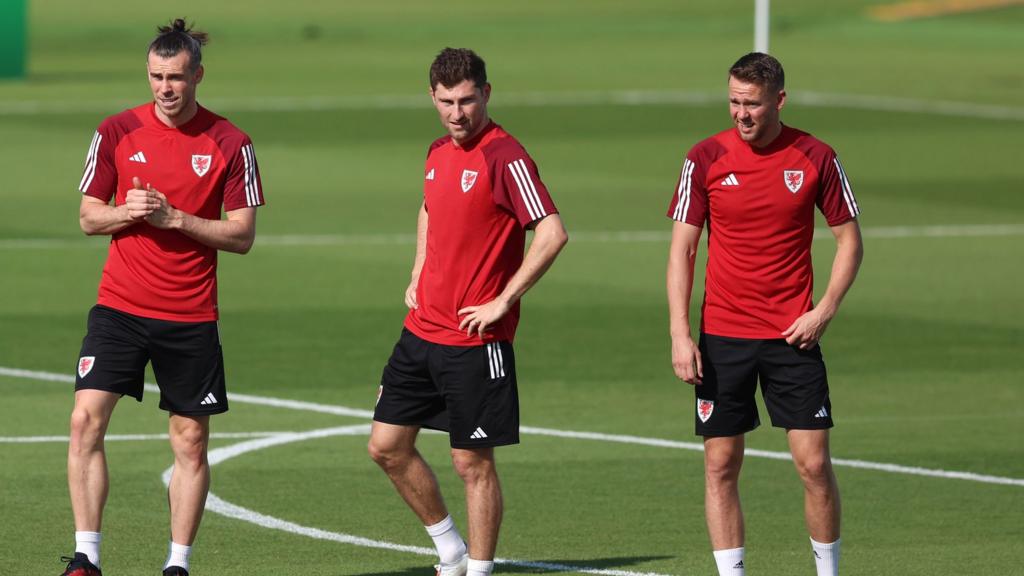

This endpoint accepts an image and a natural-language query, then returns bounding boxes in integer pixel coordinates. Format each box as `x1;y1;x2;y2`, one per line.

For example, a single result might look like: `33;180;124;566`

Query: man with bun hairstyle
666;52;863;576
368;47;567;576
62;19;264;576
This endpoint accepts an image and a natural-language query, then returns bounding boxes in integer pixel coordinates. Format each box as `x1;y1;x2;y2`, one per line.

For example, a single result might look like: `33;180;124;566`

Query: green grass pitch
1;1;1022;574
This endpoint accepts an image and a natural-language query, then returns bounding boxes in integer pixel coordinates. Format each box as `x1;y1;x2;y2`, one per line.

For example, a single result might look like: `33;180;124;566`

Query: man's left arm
782;219;864;349
458;214;568;337
139;182;256;254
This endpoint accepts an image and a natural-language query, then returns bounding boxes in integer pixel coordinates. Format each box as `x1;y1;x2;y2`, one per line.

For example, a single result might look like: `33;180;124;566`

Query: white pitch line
794;90;1024;122
1;89;1022;121
2;223;1023;251
165;424;673;576
3;365;1022;487
0;431;289;443
851;223;1024;239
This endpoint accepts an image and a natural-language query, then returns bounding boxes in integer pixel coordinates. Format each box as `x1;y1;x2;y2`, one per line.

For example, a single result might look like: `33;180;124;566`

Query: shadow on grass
352;555;674;576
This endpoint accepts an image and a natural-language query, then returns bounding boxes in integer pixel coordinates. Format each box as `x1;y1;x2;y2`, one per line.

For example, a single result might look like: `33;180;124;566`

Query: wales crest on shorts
784;170;804;193
697;398;714;423
461;170;478;193
192;154;212;177
78;356;95;379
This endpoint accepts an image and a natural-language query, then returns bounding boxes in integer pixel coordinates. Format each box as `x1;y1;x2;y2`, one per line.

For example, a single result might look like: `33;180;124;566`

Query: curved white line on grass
0;431;297;443
0;366;75;382
1;90;1023;121
3;365;1023;487
224;390;374;419
166;424;671;576
522;428;1024;487
2;223;1024;251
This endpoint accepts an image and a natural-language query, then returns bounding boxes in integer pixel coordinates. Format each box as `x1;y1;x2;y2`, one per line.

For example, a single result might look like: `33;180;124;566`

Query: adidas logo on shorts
470;427;488;440
200;393;219;406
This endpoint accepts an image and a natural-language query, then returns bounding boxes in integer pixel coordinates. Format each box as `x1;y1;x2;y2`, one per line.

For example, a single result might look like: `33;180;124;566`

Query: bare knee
795;455;835;490
69;407;107;453
704;444;743;491
170;420;209;471
368;436;414;472
705;457;741;487
451;449;496;486
367;437;392;467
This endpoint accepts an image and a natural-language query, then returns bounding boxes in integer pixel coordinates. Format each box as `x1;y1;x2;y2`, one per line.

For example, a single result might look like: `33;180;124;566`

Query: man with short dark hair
368;47;567;576
62;19;264;576
666;52;863;576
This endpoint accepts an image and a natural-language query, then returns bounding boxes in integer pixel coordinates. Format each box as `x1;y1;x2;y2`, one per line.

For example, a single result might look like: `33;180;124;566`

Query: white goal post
755;0;770;53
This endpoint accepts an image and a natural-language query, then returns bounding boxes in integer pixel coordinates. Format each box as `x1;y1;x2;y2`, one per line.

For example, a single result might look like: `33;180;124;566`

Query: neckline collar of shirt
733;123;796;155
147;102;209;132
451;120;498;151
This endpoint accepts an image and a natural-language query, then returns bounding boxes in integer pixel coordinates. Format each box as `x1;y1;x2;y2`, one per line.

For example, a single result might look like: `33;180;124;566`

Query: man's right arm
667;220;703;385
80;175;167;236
404;202;428;309
79;195;140;236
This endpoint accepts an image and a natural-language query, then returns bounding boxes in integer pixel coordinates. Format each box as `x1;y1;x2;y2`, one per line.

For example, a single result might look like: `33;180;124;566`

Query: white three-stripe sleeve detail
246;144;262;205
507;162;538;221
672;159;695;222
671;159;687;221
514;159;546;219
507;161;539;221
683;160;695;221
79;132;101;192
241;145;253;206
833;156;859;217
238;144;258;207
508;159;546;221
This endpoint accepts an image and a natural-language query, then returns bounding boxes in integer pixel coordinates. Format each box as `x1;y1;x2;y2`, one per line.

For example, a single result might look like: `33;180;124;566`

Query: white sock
75;531;102;567
811;537;840;576
425;515;466;564
164;541;192;571
467;558;494;576
712;547;745;575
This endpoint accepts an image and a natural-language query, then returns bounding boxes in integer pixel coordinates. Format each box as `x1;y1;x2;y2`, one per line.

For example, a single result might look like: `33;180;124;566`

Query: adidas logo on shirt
721;173;739;186
200;393;219;406
814;406;829;418
425;168;435;180
470;427;488;440
129;151;147;163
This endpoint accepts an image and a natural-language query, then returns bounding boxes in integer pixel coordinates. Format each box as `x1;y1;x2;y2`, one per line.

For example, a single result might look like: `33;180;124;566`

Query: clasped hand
125;176;178;229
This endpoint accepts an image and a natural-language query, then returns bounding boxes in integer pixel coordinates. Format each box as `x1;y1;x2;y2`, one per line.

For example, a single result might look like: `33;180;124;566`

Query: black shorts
75;305;228;415
694;332;832;437
374;328;519;448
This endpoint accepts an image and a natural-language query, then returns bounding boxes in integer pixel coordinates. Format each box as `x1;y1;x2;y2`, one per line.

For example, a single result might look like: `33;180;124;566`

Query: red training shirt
405;122;557;346
666;125;860;339
79;103;264;322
